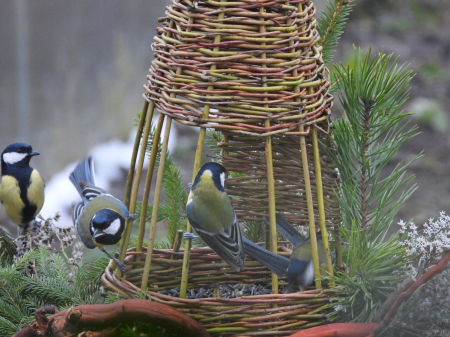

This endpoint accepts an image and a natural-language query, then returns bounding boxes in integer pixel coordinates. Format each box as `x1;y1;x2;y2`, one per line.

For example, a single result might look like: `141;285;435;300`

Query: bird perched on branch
269;214;329;293
186;162;245;271
0;143;45;234
69;157;136;273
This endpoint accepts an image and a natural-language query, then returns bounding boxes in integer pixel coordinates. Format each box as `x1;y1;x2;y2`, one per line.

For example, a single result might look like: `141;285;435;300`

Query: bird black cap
193;162;227;192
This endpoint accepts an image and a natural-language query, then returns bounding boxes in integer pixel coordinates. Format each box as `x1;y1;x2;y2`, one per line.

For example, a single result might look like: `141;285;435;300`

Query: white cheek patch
220;172;225;189
3;152;27;165
103;218;122;235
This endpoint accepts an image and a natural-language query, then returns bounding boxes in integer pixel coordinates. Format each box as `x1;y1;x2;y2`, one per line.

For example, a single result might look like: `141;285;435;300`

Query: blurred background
1;0;449;234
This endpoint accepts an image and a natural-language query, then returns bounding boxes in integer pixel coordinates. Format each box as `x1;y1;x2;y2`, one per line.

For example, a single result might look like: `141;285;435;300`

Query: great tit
69;157;136;273
186;162;245;271
271;214;329;293
182;232;290;277
0;143;45;233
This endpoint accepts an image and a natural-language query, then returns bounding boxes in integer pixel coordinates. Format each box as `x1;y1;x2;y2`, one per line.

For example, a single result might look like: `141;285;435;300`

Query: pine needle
317;0;355;64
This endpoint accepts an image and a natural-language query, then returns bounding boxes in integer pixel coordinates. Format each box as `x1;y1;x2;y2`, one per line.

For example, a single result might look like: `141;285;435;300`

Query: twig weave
144;0;332;136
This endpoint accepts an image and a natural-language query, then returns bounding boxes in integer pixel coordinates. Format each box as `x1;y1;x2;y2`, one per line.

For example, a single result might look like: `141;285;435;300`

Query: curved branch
50;299;210;337
367;250;450;336
13;299;210;337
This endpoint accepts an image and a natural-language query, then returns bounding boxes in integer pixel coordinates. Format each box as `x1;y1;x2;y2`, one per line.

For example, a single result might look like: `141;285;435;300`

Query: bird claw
183;232;199;240
114;259;126;274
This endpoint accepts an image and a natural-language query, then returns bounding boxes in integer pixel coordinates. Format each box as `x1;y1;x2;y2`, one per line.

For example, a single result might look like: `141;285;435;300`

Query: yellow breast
27;169;45;214
0;175;25;225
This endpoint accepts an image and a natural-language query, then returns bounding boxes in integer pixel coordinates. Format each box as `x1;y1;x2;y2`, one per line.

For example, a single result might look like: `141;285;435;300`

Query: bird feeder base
102;247;334;336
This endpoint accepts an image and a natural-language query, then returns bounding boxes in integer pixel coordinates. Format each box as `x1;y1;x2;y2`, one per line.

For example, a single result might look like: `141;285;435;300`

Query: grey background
1;0;449;231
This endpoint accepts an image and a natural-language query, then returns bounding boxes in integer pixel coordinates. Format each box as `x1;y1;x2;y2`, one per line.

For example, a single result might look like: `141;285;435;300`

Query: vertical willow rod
179;2;227;299
299;125;322;289
141;117;172;291
335;227;343;268
136;113;165;252
258;6;278;294
116;100;155;277
312;127;334;285
297;1;322;289
124;100;149;208
132;8;186;273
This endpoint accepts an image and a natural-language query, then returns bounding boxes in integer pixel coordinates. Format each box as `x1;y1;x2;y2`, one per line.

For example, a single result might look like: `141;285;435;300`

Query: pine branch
206;129;223;155
327;48;421;323
0;247;107;334
0;228;17;264
330;48;420;241
242;221;266;243
359;98;374;229
317;0;355;64
160;162;188;247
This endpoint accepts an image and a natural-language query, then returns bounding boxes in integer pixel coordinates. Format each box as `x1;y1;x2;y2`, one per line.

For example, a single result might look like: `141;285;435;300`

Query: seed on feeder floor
159;282;285;299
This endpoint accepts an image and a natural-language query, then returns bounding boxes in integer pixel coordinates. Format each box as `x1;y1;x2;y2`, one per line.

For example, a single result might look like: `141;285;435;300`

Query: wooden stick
117;100;154;277
299;127;321;289
136;112;165;252
312;127;334;285
28;299;210;337
180;5;227;298
368;250;450;336
141;117;172;291
257;5;279;295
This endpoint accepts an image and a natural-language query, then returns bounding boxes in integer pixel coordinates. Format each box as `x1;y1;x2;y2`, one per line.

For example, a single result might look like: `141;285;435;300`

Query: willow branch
287;323;378;337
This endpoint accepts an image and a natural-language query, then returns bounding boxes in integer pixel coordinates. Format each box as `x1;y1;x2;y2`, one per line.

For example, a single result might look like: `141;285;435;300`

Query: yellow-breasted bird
186;162;245;271
0;143;45;234
69;157;136;273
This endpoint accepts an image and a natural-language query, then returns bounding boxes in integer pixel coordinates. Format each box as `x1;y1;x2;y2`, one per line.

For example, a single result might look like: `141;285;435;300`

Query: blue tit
0;143;45;233
271;214;330;293
69;157;136;273
186;162;245;271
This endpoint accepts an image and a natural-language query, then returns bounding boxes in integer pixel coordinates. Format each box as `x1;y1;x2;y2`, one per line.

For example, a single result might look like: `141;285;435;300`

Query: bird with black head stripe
186;162;246;271
69;157;136;273
0;143;45;234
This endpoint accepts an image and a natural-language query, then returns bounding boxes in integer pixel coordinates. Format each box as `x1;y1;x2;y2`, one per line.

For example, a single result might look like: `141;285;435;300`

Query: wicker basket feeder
102;0;342;335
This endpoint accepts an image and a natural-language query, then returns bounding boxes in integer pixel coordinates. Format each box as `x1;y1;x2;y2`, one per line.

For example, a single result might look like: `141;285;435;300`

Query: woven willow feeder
103;0;342;335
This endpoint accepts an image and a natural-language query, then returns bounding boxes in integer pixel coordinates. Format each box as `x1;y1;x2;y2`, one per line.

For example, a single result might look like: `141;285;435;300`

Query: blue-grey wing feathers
72;202;84;226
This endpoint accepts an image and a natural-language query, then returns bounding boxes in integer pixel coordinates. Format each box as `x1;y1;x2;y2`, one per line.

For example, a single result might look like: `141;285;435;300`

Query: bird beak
29;151;40;157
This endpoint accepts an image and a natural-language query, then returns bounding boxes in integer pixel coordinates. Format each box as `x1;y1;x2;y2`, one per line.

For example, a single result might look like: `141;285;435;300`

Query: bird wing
188;211;245;272
72;202;84;225
72;202;96;249
79;182;109;201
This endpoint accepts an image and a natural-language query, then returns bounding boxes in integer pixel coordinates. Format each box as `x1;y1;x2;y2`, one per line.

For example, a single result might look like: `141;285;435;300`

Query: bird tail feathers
266;214;306;247
69;157;96;201
242;237;289;277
